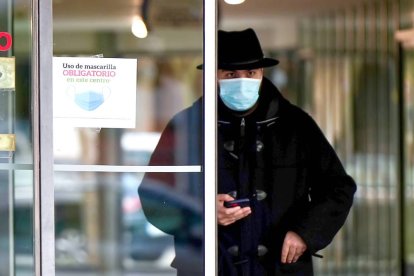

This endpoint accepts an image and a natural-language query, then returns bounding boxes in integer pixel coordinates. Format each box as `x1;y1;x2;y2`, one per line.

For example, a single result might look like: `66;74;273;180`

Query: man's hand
217;194;251;226
281;231;307;264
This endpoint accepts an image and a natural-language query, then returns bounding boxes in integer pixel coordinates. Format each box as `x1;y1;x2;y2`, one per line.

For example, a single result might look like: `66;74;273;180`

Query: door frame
34;0;54;275
35;0;218;275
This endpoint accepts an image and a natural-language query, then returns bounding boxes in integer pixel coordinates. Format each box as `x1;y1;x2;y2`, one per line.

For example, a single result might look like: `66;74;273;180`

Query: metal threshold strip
53;164;202;172
1;164;201;172
0;164;202;172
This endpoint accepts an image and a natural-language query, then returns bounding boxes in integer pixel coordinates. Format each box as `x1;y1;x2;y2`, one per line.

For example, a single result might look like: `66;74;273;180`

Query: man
139;28;356;276
214;28;357;276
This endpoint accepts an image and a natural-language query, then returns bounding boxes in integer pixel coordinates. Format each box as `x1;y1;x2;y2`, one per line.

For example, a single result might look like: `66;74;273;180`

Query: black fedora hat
197;28;279;70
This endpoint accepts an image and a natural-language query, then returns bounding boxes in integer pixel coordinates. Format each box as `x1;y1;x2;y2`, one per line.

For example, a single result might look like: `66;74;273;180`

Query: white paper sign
53;57;137;128
0;57;15;90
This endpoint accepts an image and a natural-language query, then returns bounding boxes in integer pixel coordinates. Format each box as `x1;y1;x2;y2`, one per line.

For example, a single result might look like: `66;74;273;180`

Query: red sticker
0;32;12;51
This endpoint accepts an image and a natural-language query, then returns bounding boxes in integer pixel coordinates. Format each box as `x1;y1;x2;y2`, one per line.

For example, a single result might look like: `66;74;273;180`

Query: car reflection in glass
122;173;203;272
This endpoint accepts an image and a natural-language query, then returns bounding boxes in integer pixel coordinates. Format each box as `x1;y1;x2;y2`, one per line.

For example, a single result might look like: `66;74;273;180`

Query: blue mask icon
219;78;261;111
74;91;105;111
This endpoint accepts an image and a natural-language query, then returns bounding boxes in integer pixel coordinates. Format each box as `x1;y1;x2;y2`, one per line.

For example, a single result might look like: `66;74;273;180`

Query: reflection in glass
0;0;35;275
298;0;400;274
404;44;414;276
138;98;203;275
53;0;203;274
401;1;414;275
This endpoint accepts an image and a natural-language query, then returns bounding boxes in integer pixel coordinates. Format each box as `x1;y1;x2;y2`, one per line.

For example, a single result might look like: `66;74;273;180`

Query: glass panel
0;0;35;275
401;0;414;274
400;0;414;30
53;0;204;275
219;0;403;275
297;0;400;275
403;34;414;276
386;0;400;271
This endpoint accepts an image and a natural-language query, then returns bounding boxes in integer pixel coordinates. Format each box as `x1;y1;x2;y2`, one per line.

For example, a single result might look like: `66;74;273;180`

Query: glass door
0;0;36;275
399;0;414;274
52;0;213;275
400;39;414;276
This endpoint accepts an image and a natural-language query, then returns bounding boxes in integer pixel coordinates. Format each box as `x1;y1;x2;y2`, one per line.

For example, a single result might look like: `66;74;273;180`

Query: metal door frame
33;0;54;275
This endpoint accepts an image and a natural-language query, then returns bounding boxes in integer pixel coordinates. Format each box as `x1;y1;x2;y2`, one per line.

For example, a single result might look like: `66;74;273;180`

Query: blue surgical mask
74;91;105;111
219;78;261;111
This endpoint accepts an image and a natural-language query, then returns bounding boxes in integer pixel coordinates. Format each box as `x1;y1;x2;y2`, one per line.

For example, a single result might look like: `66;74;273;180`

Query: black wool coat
138;77;356;276
138;97;204;276
217;78;356;275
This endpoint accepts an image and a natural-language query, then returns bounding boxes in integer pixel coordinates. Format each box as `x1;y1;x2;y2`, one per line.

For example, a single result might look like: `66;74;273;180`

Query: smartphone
224;198;250;208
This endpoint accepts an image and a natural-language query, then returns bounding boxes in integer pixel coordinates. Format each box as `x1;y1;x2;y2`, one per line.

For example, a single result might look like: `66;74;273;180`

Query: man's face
217;68;264;81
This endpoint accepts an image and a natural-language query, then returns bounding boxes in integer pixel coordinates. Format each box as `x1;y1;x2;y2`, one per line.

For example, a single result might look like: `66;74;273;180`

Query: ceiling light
224;0;245;4
131;16;148;38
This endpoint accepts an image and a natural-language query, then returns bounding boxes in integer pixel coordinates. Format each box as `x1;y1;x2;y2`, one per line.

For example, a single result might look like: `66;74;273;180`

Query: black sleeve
291;114;357;253
137;101;203;237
